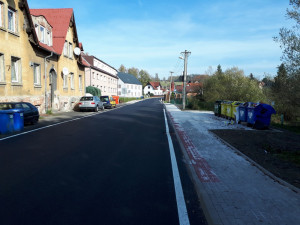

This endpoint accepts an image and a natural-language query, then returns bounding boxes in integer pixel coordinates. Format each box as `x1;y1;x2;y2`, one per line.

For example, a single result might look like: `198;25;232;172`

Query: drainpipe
90;67;92;86
44;52;53;113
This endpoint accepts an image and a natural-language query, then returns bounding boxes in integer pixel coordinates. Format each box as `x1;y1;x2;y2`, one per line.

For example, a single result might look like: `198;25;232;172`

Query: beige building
0;0;86;113
82;53;118;96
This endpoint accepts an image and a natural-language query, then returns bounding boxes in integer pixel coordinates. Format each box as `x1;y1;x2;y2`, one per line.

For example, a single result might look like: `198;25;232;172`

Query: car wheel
101;105;104;111
95;106;99;112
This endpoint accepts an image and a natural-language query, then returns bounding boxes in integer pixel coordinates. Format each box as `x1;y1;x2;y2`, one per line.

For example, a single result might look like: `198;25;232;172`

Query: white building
82;53;118;96
144;82;163;96
117;72;142;97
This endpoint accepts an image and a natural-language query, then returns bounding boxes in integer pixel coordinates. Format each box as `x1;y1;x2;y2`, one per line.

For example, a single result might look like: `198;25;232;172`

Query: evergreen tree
216;64;223;76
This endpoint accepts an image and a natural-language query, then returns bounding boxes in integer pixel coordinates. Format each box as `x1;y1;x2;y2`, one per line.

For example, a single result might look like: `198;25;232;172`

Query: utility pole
181;50;191;110
169;71;174;102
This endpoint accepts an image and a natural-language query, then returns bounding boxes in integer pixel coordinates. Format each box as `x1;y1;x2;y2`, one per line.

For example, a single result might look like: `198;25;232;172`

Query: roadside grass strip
163;109;190;225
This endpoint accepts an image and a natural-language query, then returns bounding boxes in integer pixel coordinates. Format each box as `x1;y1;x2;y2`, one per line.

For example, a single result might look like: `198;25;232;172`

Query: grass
271;114;300;134
262;144;300;166
186;98;214;111
119;97;143;103
271;123;300;134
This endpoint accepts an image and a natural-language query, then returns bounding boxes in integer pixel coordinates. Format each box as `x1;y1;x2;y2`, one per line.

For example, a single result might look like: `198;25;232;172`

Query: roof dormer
31;15;53;46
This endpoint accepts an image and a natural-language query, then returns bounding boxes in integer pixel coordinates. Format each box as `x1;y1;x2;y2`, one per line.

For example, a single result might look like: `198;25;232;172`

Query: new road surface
0;98;207;225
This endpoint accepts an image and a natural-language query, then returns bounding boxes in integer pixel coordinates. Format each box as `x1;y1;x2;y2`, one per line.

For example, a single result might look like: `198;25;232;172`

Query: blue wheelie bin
246;102;257;127
0;110;14;134
10;109;24;132
238;102;248;123
253;104;276;129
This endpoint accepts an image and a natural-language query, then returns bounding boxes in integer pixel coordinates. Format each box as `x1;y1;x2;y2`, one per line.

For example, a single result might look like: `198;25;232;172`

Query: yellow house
0;0;86;113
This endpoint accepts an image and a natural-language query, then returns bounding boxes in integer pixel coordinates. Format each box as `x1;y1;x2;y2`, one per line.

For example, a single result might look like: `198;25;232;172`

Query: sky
27;0;293;80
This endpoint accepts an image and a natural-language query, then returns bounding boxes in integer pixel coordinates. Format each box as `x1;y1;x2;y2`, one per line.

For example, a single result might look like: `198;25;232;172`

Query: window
47;30;52;46
33;63;41;86
63;73;68;88
40;26;45;43
69;42;73;59
79;75;82;90
11;57;21;83
64;41;68;56
70;73;74;89
0;53;4;82
0;2;3;28
8;8;16;32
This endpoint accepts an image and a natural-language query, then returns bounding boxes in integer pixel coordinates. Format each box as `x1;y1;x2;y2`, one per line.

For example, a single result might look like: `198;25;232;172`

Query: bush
119;97;139;103
187;97;214;111
86;86;101;97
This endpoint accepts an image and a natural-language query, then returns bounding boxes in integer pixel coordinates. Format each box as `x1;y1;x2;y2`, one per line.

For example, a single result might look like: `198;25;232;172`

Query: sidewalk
164;103;300;225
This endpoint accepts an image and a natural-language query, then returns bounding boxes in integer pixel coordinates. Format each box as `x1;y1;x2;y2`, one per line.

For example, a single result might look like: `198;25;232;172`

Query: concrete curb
210;131;300;194
164;105;220;225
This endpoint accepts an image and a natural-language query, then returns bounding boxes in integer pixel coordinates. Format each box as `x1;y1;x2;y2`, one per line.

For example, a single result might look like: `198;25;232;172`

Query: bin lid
232;101;243;106
254;103;276;115
8;109;24;113
0;109;14;114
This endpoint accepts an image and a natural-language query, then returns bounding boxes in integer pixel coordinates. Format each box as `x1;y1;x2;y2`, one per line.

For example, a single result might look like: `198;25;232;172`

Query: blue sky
28;0;292;79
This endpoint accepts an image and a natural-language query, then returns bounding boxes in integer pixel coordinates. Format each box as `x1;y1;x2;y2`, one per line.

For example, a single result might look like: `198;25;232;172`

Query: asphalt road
0;98;207;225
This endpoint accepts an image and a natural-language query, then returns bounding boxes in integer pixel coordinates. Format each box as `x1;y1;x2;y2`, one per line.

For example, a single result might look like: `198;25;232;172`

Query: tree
205;66;214;75
273;0;300;120
86;86;101;97
216;64;223;76
271;64;294;119
154;73;159;82
272;63;288;93
127;67;139;78
203;67;265;102
274;0;300;73
119;64;127;73
138;70;151;87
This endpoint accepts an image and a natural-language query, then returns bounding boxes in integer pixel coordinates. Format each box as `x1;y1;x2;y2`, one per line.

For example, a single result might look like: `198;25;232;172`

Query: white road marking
163;109;190;225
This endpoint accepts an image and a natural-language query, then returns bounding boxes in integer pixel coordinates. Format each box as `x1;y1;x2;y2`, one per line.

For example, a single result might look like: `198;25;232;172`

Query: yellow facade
0;0;85;113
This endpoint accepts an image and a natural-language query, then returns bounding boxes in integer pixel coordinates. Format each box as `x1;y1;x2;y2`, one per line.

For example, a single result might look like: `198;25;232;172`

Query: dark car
0;102;39;124
100;96;116;109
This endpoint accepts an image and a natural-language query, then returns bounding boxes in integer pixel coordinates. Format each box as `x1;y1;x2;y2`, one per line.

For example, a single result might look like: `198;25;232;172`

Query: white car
78;96;104;112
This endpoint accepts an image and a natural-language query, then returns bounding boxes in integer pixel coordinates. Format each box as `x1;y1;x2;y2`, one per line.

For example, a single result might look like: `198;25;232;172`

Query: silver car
78;96;104;112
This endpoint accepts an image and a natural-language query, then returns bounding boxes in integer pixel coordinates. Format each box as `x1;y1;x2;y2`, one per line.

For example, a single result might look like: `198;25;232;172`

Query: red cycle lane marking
168;112;219;183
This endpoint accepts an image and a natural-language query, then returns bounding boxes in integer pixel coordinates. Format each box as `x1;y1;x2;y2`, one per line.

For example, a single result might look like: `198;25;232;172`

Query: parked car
100;96;116;109
0;102;39;124
79;96;104;112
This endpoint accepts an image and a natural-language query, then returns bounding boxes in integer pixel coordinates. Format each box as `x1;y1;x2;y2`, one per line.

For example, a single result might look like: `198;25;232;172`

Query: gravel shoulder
210;128;300;189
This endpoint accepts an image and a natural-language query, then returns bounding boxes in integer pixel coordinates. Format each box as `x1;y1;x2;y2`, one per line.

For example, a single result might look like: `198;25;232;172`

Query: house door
49;69;57;110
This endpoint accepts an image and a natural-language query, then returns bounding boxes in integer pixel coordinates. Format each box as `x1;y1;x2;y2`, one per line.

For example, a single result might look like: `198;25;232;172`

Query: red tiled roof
149;82;161;90
30;8;74;55
175;83;203;93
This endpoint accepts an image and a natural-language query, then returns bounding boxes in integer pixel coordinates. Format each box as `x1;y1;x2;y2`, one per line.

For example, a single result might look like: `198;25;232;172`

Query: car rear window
100;97;109;101
0;103;14;110
80;97;93;101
